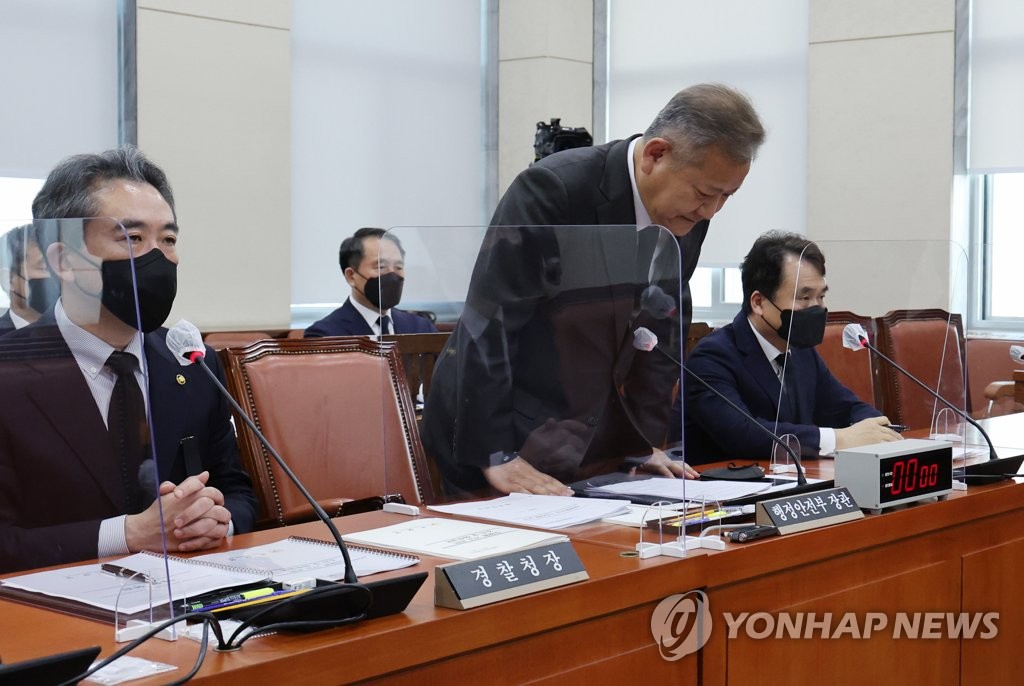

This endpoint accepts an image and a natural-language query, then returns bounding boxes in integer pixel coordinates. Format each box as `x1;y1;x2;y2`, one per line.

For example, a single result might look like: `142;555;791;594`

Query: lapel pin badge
176;374;186;386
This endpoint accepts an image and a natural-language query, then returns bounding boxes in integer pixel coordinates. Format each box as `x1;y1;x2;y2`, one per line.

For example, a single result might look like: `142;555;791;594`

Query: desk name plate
434;541;588;610
755;486;864;535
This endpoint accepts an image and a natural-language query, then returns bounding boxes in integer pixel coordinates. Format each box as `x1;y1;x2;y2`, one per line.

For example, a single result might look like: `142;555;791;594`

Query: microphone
165;320;359;584
842;323;999;463
680;365;808;486
164;320;427;639
641;335;809;486
1010;345;1024;364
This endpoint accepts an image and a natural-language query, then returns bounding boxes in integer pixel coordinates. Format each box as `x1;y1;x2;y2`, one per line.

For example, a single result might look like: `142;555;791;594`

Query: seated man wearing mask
678;231;902;464
0;146;256;573
304;227;437;337
0;224;60;333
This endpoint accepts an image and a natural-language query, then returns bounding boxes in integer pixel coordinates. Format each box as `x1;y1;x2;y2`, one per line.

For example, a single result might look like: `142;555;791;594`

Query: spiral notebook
194;536;419;586
0;550;270;616
0;538;417;622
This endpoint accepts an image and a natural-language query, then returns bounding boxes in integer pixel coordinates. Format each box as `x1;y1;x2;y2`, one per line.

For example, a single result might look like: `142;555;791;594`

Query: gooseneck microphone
635;316;809;486
842;323;998;462
165;320;361;584
680;365;808;486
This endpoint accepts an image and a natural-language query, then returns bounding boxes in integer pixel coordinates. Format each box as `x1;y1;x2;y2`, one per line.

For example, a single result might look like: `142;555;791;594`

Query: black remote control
727;524;779;543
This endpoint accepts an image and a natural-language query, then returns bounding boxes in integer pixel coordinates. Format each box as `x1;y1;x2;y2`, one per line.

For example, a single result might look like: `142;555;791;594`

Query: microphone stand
681;365;808;486
857;337;999;462
191;356;360;583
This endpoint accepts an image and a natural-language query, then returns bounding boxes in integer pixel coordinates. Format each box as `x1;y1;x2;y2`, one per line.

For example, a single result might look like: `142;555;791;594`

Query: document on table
427;493;631;529
599;502;693;527
343;518;569;561
585;477;775;503
0;551;269;614
194;537;418;583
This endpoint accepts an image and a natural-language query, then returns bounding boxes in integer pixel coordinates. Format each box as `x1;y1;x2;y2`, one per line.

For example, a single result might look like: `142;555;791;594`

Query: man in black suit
422;84;766;496
0;146;256;573
679;231;901;463
305;228;437;338
0;224;59;334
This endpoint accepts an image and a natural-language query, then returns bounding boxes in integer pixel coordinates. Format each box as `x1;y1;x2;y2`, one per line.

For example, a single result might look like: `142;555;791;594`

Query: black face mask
26;276;61;315
765;298;827;349
359;271;404;310
75;247;177;333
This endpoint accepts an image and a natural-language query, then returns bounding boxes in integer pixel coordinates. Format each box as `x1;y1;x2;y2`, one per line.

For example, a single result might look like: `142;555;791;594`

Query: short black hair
740;231;826;314
32;145;174;221
32;146;175;254
338;227;405;272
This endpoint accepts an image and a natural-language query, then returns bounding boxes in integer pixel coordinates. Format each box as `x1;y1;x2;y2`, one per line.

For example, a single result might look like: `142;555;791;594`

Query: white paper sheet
427;493;631;529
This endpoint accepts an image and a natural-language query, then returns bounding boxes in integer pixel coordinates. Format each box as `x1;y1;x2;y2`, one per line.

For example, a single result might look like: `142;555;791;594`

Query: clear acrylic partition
0;218;175;637
383;225;686;504
813;239;976;459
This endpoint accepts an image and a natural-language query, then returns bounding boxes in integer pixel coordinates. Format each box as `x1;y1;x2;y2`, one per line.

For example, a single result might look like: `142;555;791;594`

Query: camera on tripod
533;118;593;161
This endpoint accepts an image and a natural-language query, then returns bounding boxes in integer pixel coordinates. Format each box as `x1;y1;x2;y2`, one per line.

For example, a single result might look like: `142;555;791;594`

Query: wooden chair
818;311;881;409
874;309;968;430
381;332;451;406
221;336;438;529
685;321;714;356
381;332;451;501
965;337;1024;417
203;331;272;350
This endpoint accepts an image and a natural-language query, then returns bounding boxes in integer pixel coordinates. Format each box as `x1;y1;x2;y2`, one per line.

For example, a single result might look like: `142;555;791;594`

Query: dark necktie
378;315;392;335
106;351;148;512
775;352;800;420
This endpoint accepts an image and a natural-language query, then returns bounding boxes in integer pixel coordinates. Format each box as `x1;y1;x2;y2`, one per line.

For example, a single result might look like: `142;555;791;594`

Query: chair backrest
874;309;968;430
203;331;272;350
965;337;1024;415
221;337;436;528
818;311;880;408
381;332;452;501
685;322;714;357
381;332;451;405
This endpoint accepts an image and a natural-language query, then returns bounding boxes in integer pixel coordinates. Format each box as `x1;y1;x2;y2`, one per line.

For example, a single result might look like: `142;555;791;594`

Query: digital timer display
879;452;953;504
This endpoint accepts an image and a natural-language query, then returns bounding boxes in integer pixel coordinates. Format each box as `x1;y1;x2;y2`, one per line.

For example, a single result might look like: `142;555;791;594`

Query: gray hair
32;145;175;221
644;83;766;167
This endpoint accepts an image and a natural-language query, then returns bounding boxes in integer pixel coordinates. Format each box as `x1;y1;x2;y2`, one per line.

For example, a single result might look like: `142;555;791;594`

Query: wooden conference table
3;416;1024;685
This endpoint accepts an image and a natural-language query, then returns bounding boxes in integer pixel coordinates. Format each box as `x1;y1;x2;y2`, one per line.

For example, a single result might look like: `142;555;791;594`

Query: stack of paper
427;493;631;529
194;537;418;583
343;518;570;561
0;552;268;614
585;477;774;503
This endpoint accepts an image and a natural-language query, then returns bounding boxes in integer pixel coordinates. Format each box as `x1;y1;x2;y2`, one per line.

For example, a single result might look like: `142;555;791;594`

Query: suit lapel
595;136;640;226
340;299;373;335
145;333;191;481
733;312;787;413
24;352;124;510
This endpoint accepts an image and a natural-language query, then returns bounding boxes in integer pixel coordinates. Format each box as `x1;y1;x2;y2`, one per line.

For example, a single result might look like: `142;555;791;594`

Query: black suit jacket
304;299;437;338
678;311;881;463
483;137;708;328
422;141;691;493
0;311;16;335
0;324;257;573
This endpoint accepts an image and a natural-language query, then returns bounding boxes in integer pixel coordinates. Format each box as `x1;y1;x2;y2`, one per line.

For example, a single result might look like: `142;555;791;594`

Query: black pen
101;562;155;584
886;424;907;433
